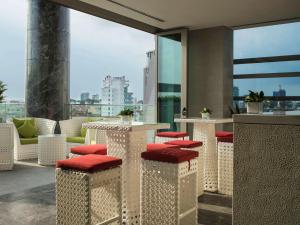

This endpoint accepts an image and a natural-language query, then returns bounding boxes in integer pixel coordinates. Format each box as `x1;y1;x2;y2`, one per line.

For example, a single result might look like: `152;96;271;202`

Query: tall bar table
83;121;170;225
174;117;233;192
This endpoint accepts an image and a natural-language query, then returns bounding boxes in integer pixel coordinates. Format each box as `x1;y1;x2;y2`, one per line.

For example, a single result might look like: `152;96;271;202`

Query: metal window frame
233;54;300;102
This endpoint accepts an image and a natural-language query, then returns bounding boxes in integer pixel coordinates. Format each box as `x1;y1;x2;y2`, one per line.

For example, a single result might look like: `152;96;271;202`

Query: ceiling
52;0;300;32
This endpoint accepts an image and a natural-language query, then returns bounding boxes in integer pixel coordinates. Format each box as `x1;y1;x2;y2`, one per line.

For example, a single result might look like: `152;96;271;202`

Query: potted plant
201;107;212;119
119;108;134;124
244;90;264;114
0;81;7;123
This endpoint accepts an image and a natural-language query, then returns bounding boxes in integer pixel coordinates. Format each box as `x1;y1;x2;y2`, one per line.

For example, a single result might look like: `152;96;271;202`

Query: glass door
156;30;187;131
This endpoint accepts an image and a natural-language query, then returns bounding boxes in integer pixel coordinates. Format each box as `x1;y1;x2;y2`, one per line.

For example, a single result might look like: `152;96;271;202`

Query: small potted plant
0;81;7;123
244;90;264;114
119;108;134;124
201;107;212;119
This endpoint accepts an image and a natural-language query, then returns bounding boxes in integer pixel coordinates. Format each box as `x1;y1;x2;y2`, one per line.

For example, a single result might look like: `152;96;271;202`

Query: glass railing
69;104;156;123
0;103;26;122
0;103;156;123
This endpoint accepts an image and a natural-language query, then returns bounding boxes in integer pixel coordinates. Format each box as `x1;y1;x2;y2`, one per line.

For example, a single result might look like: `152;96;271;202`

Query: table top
38;134;66;138
233;114;300;125
82;121;170;131
174;117;233;124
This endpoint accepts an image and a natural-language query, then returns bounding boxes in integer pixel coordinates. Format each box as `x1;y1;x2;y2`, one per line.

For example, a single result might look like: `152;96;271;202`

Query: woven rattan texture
95;129;107;144
218;141;233;195
13;118;56;160
142;159;198;225
182;146;204;196
38;135;66;165
106;130;146;225
0;123;14;170
56;167;122;225
193;123;218;192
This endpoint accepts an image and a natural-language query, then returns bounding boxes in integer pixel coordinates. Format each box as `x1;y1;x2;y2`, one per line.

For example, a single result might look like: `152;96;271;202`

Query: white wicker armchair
0;123;14;170
13;118;57;160
59;117;91;156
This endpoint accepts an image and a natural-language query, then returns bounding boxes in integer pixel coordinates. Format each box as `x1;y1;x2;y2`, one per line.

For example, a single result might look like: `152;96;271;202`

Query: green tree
0;81;7;103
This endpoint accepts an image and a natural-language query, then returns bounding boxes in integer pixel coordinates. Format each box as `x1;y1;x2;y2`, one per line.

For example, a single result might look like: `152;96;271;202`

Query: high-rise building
273;85;287;110
233;86;240;97
101;75;132;116
80;92;90;102
143;51;156;105
92;94;99;101
273;85;286;97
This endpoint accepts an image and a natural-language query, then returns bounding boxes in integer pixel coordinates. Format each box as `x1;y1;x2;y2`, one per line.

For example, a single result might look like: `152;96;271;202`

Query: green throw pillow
13;118;35;128
17;120;38;138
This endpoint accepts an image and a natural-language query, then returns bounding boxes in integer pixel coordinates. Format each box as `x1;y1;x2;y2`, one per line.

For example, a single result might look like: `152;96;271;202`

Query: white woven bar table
38;134;66;165
0;123;14;170
174;117;233;192
83;121;170;225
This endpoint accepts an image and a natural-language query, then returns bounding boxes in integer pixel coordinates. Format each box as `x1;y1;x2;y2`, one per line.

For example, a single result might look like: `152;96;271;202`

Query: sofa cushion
66;136;85;144
141;148;199;164
17;120;38;138
20;137;38;145
56;154;122;172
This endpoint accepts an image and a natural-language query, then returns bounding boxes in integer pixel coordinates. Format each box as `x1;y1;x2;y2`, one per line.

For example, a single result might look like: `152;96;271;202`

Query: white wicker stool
217;137;233;195
69;144;107;158
155;131;189;143
56;154;122;225
165;140;204;196
141;148;198;225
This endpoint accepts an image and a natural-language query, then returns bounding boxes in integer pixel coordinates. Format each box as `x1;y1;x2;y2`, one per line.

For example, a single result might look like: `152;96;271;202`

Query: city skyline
0;1;299;102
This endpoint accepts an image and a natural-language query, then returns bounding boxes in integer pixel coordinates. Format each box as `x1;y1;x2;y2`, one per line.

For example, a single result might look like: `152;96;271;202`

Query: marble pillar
26;0;70;121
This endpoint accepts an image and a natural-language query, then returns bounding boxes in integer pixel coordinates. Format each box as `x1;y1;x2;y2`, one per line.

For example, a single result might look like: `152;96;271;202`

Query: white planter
246;102;263;114
121;115;133;124
201;112;211;119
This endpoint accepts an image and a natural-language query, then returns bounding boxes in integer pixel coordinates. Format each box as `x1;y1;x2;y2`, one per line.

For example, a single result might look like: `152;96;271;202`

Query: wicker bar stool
217;136;233;195
56;154;122;225
141;148;198;225
69;144;107;158
164;140;204;196
155;131;189;143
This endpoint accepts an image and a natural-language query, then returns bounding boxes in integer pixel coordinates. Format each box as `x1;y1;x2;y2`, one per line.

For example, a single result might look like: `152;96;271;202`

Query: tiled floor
0;162;232;225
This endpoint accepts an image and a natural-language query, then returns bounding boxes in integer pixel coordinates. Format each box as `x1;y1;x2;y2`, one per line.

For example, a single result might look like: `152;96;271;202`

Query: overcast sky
0;0;299;100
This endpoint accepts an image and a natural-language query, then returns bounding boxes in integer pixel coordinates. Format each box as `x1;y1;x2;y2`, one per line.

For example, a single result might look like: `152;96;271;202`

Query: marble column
26;0;70;121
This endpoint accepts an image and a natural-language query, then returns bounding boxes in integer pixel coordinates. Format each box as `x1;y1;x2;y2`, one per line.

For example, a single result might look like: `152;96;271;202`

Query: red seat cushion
217;137;233;143
164;140;203;148
71;144;107;155
156;131;188;138
56;155;122;172
147;143;179;151
215;131;233;138
141;148;198;164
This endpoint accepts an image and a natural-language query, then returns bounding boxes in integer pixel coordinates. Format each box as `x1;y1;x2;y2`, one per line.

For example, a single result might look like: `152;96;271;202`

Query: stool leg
56;169;90;225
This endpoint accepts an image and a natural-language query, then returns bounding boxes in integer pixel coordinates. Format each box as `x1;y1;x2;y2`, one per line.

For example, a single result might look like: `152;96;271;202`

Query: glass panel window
234;22;300;59
234;61;300;75
158;34;182;131
233;77;300;97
